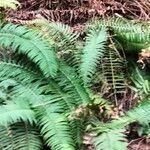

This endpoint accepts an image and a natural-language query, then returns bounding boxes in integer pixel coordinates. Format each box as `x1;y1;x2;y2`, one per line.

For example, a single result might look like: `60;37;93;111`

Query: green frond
131;67;150;97
58;64;91;105
70;119;85;148
116;32;150;52
0;23;58;77
27;20;80;67
80;28;107;83
0;123;42;150
0;100;36;126
36;104;75;150
43;80;76;113
87;17;150;34
28;19;79;49
0;78;76;150
87;17;150;51
127;99;150;125
93;129;127;150
0;0;20;9
0;60;41;84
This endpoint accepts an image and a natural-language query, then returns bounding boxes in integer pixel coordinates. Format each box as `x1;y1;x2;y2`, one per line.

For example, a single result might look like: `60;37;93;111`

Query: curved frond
28;19;79;49
0;23;58;77
0;100;36;126
0;61;41;83
87;17;150;51
70;119;85;148
43;80;76;113
27;20;80;66
80;28;107;83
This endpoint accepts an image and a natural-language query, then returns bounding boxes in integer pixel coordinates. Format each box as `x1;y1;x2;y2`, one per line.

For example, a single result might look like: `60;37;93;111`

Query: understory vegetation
0;0;150;150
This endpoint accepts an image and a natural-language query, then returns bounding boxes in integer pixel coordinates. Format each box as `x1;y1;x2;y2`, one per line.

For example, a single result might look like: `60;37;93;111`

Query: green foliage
36;105;75;150
0;23;58;77
80;28;107;83
131;67;150;98
0;100;36;126
92;97;150;150
0;123;42;150
0;15;149;150
93;129;127;150
87;17;150;51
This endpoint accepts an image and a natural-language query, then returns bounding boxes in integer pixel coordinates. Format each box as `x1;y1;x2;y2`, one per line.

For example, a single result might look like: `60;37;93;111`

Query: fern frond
43;80;76;113
58;64;91;105
28;19;79;49
0;100;36;126
101;48;127;104
131;67;150;97
0;0;20;9
70;119;85;148
0;123;42;150
87;17;150;51
36;104;75;150
0;23;58;77
87;17;150;34
93;129;127;150
92;98;150;132
80;28;107;83
27;19;80;67
0;60;41;84
0;77;76;150
116;32;150;51
0;78;76;150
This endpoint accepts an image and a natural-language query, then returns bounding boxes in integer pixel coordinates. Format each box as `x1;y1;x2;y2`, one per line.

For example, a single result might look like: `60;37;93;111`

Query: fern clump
0;5;150;149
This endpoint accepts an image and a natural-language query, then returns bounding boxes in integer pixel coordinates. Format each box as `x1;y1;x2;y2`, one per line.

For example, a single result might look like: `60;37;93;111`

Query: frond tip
80;28;107;83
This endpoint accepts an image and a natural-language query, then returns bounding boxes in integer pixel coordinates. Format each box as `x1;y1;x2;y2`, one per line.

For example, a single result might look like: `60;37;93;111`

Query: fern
27;19;79;49
0;123;42;150
101;47;127;105
131;67;150;97
36;104;75;150
0;0;20;9
80;28;107;83
91;97;150;150
58;64;91;105
93;129;127;150
0;100;36;126
70;119;85;148
0;18;149;150
87;17;150;51
0;23;58;77
27;19;80;67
